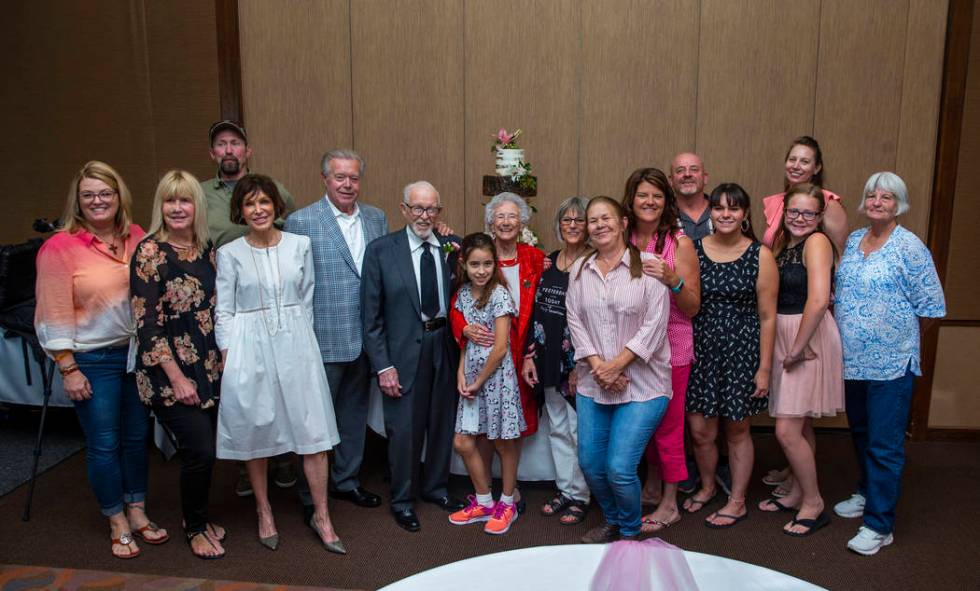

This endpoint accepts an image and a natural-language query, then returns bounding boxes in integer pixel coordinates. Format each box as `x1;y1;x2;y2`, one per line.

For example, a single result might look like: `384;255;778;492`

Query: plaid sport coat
284;197;388;363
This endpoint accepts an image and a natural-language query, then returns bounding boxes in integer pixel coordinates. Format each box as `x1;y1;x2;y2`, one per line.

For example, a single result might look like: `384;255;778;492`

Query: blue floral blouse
835;225;945;380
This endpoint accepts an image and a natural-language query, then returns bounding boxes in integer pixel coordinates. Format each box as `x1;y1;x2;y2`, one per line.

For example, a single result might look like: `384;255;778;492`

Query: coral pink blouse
35;225;145;356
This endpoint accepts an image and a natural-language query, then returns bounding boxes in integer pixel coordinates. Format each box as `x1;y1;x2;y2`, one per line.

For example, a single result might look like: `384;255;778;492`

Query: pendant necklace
248;235;284;335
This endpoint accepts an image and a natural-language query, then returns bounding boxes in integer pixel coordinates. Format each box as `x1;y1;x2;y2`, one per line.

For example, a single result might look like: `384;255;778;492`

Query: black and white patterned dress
454;284;526;439
686;240;767;420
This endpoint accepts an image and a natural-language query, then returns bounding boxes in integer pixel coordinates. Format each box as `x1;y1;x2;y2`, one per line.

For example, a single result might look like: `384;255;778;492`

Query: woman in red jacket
451;192;544;508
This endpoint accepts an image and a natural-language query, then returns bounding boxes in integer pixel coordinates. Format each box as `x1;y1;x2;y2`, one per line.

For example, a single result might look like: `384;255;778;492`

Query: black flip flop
783;511;830;537
759;496;796;513
704;511;749;529
558;500;589;526
683;491;718;514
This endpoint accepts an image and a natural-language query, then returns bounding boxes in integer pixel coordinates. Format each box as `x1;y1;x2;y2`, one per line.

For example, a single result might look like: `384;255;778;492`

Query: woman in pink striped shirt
620;168;701;533
35;161;166;559
567;196;672;544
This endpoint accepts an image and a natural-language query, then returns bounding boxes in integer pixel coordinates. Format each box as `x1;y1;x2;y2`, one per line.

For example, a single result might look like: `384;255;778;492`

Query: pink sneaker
449;495;495;525
484;501;518;535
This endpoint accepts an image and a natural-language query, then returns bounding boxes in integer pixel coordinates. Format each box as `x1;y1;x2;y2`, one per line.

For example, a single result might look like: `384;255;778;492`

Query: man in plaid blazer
285;149;388;513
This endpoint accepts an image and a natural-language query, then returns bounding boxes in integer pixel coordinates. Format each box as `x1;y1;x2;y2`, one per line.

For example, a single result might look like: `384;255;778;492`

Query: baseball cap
208;120;248;144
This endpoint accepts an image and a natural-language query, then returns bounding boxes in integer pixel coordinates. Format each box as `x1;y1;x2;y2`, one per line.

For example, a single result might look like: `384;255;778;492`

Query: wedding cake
484;128;537;197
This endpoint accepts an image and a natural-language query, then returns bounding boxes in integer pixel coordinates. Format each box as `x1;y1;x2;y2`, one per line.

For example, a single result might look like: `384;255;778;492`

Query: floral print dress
455;284;525;440
131;237;221;409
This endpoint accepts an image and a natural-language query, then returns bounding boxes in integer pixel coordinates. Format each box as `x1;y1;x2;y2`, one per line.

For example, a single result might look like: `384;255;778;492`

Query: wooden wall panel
945;1;980;320
930;326;980;428
580;0;698;203
813;0;908;230
464;0;580;250
351;0;464;231
144;0;221;182
0;0;219;242
239;0;352;207
895;0;949;239
696;0;821;229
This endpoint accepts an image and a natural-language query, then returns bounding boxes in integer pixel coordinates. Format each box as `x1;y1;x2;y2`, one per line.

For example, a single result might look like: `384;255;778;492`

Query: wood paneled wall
0;0;220;243
239;0;949;251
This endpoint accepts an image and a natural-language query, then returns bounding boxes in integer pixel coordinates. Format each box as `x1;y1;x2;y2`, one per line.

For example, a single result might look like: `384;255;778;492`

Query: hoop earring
741;219;750;232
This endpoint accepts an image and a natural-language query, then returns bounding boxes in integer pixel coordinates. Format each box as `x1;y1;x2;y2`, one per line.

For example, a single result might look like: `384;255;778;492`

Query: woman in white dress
215;174;345;554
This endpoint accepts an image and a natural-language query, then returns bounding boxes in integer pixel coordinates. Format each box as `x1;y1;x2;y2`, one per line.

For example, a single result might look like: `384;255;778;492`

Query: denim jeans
73;346;149;517
577;394;669;537
844;366;914;536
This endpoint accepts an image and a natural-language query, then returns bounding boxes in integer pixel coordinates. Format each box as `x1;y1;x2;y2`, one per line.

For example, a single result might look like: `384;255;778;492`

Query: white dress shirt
406;226;446;320
326;196;364;274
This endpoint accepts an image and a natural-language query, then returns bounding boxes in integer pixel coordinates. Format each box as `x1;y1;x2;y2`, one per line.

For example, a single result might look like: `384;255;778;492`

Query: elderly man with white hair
361;181;465;532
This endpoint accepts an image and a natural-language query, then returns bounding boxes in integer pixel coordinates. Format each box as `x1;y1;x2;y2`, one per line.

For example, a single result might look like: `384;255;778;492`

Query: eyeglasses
785;208;819;221
494;213;520;222
560;217;585;225
79;190;117;202
405;205;442;217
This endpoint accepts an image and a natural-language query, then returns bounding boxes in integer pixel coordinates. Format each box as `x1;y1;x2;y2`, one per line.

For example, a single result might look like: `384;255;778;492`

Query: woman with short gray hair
833;171;945;556
522;196;591;524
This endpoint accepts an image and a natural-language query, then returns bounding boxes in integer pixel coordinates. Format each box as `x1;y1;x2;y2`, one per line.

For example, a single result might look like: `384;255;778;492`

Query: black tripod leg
22;356;56;521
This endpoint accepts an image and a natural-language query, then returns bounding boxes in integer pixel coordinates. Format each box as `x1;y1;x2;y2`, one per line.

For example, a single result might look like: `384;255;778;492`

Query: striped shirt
35;225;145;355
566;248;672;404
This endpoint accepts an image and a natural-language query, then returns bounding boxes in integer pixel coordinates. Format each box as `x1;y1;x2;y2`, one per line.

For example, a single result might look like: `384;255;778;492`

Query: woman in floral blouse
131;170;225;559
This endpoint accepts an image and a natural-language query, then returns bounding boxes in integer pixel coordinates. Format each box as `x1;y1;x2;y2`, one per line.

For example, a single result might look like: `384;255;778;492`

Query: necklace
247;239;284;335
92;230;119;254
557;247;585;272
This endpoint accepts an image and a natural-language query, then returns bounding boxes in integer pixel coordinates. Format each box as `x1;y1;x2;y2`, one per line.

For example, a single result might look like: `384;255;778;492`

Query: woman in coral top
450;192;544;508
35;161;167;559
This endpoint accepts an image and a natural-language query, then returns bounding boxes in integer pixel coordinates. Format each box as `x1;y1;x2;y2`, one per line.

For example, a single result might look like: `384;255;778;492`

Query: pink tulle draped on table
590;538;698;591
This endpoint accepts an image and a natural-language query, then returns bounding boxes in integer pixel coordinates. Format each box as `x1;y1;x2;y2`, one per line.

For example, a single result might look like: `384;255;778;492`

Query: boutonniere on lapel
442;242;459;257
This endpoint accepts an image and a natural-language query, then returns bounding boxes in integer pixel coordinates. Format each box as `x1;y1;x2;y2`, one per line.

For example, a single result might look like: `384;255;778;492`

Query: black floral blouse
131;237;221;408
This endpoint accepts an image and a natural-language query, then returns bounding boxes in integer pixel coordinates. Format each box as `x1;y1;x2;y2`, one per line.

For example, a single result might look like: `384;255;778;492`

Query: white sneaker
847;526;894;556
833;493;865;518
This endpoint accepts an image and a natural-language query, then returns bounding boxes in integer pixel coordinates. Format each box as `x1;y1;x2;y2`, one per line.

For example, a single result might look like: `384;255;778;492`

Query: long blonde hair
60;160;134;238
147;170;210;248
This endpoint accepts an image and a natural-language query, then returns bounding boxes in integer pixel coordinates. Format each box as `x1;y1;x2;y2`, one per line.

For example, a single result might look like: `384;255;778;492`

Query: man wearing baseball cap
202;120;296;248
201;120;299;496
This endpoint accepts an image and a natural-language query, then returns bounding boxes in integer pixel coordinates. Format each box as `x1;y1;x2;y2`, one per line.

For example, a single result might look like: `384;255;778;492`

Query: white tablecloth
379;544;825;591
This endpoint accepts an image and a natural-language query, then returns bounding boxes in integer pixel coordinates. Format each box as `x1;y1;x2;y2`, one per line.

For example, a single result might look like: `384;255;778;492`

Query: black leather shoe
329;486;382;508
390;507;421;532
421;495;465;512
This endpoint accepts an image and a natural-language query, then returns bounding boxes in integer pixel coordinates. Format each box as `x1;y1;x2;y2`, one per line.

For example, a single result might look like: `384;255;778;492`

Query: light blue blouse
835;225;945;380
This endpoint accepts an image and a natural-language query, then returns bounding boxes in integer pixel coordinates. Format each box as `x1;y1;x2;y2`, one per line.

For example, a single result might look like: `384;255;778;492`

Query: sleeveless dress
454;284;526;440
769;237;845;417
686;240;767;420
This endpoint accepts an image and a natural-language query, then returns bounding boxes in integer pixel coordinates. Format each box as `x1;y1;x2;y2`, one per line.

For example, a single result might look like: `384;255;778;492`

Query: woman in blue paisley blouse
132;170;226;559
832;172;945;556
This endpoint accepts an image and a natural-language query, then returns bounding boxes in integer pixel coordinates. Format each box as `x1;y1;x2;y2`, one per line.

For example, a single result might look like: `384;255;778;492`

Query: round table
379;544;825;591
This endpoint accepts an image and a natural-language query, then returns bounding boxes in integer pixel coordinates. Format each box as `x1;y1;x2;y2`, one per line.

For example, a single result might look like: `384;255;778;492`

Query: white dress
214;232;340;460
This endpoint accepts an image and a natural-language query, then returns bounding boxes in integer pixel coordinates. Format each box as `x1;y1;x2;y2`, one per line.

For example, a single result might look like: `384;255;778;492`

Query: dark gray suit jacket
360;227;459;393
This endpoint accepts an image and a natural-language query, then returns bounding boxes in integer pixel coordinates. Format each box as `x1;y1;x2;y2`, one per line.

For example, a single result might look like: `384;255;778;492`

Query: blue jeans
577;394;669;537
73;347;149;517
844;367;914;536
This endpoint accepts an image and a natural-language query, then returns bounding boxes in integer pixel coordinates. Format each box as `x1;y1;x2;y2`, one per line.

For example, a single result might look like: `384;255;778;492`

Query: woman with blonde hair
131;170;225;558
35;161;167;559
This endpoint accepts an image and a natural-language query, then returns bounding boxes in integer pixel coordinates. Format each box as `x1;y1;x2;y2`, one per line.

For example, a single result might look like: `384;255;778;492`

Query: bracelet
59;363;80;377
670;277;685;293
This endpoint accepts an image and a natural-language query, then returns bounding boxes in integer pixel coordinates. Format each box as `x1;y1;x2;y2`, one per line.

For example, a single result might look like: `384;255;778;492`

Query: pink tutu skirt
769;310;845;418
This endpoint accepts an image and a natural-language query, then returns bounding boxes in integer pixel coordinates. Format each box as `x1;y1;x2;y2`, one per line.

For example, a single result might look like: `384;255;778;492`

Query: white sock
476;492;494;508
499;493;514;506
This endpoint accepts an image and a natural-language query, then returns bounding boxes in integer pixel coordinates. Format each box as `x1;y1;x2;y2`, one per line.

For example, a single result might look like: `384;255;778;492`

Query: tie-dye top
35;225;146;355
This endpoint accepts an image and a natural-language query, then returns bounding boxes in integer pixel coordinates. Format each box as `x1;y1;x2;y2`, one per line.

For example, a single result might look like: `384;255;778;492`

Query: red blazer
451;243;545;436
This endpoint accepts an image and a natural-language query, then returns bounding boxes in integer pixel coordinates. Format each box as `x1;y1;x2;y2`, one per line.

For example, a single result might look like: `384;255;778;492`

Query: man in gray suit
361;181;464;532
285;149;387;512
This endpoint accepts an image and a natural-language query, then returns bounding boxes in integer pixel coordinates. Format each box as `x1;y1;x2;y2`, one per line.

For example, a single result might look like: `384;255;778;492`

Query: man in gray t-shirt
669;152;711;240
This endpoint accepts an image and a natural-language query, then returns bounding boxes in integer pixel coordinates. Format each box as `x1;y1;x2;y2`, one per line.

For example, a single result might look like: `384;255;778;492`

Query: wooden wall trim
912;0;975;441
941;319;980;327
926;428;980;441
215;0;243;123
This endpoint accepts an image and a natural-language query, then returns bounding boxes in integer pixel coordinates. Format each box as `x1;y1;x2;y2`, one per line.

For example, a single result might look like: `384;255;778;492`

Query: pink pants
644;364;690;483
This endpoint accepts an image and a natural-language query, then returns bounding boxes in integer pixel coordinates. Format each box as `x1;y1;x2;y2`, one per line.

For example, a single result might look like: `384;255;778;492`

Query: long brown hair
708;183;758;242
783;136;825;190
774;183;837;259
455;232;508;309
621;167;680;254
577;196;642;280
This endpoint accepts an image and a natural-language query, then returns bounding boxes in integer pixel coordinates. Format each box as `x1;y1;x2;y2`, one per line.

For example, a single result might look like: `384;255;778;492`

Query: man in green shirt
202;120;296;248
201;120;298;496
